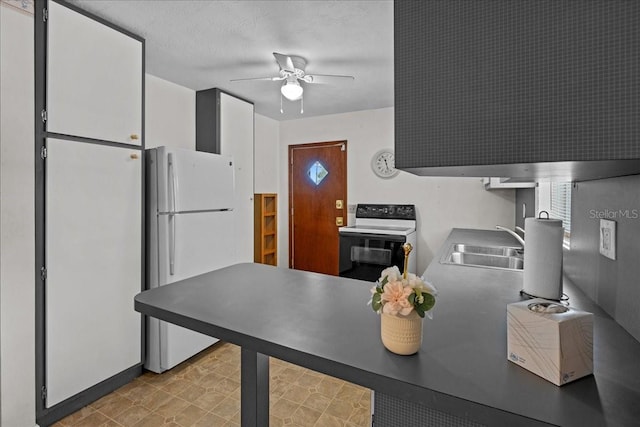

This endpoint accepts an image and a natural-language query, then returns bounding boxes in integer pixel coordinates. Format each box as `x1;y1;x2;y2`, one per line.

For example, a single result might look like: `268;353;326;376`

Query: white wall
278;108;516;274
145;74;195;150
0;3;36;426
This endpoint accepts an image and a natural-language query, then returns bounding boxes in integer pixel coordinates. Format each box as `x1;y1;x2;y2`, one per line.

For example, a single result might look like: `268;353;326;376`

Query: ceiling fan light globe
281;81;303;101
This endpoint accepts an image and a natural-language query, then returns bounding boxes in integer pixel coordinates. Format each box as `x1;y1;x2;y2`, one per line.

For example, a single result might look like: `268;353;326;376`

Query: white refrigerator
146;147;236;373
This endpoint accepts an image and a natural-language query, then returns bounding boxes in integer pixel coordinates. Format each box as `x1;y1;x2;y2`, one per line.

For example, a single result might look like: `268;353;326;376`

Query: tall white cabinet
196;89;255;263
220;93;255;263
37;0;144;422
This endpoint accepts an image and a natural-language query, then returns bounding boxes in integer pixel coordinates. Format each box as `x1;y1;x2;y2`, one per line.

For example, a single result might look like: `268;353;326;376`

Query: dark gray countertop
135;228;640;426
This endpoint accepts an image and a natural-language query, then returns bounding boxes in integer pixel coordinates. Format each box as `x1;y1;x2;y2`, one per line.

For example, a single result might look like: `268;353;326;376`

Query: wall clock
371;149;400;179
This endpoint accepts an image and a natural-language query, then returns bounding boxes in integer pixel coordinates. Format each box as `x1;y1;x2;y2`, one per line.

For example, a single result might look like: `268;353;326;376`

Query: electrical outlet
599;219;616;260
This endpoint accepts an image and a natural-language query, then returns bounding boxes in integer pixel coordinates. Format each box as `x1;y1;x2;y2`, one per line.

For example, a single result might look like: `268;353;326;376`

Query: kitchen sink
451;243;522;257
441;243;523;271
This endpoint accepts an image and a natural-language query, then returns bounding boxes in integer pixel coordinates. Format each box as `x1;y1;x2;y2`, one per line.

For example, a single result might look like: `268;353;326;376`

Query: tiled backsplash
565;174;640;342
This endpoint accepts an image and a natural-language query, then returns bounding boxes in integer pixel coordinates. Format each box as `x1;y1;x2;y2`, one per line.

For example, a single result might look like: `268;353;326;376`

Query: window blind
550;182;572;235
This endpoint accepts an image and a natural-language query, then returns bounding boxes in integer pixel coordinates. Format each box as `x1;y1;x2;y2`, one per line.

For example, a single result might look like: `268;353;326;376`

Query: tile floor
53;342;371;427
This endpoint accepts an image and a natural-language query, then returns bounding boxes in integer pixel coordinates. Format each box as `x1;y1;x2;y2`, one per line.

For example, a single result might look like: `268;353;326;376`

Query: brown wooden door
289;141;347;275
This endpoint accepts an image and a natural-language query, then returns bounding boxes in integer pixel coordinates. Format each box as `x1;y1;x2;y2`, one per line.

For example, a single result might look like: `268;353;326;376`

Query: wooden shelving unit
254;193;277;266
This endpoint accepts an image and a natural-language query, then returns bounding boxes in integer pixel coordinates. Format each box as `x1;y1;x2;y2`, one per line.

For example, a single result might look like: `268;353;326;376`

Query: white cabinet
220;93;255;263
37;0;144;416
47;1;142;144
196;89;255;263
45;138;142;407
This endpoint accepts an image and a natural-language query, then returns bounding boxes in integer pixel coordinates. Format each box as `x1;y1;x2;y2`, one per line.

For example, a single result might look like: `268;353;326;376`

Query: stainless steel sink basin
440;243;524;271
451;243;522;258
447;252;524;270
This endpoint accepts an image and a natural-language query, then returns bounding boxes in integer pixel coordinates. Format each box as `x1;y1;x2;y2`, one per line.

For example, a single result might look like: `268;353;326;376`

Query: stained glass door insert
307;161;328;185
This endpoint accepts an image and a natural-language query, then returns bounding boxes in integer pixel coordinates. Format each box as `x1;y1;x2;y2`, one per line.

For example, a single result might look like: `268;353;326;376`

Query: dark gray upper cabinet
394;1;640;180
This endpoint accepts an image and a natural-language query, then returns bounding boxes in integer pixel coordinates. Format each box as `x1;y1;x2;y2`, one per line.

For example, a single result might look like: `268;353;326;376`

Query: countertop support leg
241;348;269;427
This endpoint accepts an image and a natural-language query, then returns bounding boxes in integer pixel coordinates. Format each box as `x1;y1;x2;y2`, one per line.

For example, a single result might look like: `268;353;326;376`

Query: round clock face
371;149;399;178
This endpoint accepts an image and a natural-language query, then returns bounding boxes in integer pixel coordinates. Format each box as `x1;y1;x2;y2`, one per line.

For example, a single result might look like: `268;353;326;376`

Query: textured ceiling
69;0;394;121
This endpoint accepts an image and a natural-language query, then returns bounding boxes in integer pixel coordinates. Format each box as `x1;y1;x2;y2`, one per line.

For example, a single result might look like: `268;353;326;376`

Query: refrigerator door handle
168;153;177;275
168;153;177;213
169;214;175;275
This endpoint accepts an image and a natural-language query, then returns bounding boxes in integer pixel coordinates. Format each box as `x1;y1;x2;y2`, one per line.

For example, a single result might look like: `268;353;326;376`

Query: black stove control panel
355;204;416;220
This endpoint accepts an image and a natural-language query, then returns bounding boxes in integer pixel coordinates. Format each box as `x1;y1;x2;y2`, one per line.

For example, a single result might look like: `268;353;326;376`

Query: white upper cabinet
47;1;142;145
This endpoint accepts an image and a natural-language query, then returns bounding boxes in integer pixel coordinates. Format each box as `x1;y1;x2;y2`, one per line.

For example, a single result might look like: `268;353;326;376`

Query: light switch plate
599;219;616;260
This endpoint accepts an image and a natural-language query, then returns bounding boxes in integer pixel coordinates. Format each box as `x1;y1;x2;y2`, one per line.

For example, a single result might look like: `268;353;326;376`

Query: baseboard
36;364;142;427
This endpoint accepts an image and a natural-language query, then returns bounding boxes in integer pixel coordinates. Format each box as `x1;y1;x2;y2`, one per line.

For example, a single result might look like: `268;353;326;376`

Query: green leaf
408;293;416;305
376;286;383;294
372;293;382;312
420;293;436;312
380;276;389;287
415;306;425;318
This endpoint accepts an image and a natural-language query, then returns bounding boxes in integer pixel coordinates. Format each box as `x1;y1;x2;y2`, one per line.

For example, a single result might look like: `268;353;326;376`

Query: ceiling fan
231;52;355;113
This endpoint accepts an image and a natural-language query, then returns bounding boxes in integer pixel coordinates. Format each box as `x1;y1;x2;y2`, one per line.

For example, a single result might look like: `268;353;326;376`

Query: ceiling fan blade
303;74;355;84
230;76;285;82
273;52;295;72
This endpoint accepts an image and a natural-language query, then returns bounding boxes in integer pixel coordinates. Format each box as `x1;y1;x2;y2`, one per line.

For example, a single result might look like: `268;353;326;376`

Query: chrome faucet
495;225;525;248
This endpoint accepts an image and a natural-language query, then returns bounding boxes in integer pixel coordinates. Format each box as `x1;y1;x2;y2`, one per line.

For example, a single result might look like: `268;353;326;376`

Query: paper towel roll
523;216;564;300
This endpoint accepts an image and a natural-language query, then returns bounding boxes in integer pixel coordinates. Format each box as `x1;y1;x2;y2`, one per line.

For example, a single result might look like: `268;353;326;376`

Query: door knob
336;217;344;226
336;200;344;209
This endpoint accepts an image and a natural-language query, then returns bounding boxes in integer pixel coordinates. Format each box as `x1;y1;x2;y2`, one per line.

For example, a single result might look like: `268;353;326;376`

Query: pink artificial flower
380;281;414;316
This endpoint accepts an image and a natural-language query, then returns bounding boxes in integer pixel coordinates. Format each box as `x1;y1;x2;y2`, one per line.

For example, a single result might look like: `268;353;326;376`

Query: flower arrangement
370;265;437;318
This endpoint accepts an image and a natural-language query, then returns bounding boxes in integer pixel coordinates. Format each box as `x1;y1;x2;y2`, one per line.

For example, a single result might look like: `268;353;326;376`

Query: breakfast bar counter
134;229;640;426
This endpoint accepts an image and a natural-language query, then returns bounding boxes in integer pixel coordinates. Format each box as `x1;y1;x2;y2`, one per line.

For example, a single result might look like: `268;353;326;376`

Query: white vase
380;311;423;355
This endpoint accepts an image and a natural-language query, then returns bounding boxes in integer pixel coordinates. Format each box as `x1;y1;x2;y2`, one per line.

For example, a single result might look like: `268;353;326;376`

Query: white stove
339;204;416;234
339;223;416;236
338;204;417;281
